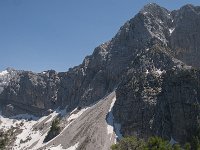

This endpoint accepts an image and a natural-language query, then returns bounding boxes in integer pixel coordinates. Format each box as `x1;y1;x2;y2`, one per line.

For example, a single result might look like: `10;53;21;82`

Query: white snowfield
107;97;116;136
0;70;8;76
46;144;66;150
67;107;89;122
0;91;121;150
106;97;122;143
145;68;165;76
46;143;79;150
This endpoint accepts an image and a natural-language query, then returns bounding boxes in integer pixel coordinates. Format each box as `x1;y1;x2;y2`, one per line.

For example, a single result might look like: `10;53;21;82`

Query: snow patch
59;108;67;117
14;122;41;150
143;12;148;15
106;97;122;143
12;113;52;150
31;130;49;150
67;107;89;122
107;97;116;136
0;108;71;150
109;97;116;112
10;113;39;120
47;143;79;150
46;144;66;150
58;107;90;137
31;109;67;149
0;113;41;132
45;111;59;124
0;109;66;150
145;69;149;74
114;123;123;140
66;142;79;150
169;137;178;145
46;144;67;150
35;107;89;149
0;70;8;76
169;28;175;35
155;69;165;75
0;105;90;150
0;115;19;131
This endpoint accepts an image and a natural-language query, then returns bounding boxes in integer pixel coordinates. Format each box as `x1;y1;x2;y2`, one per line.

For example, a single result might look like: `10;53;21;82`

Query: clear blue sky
0;0;200;72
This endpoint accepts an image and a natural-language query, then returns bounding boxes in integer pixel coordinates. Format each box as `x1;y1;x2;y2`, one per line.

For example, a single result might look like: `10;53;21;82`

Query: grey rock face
113;46;174;139
170;4;200;68
0;3;200;145
113;3;200;143
153;68;200;143
0;68;19;94
0;70;60;116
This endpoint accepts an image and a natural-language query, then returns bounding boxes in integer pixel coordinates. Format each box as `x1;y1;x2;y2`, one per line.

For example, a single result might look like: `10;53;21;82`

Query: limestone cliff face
0;3;200;144
113;3;200;143
0;70;60;116
153;68;200;143
170;4;200;68
113;44;177;139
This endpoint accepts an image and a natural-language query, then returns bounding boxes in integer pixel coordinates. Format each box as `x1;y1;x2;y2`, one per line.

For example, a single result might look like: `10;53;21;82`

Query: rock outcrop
113;3;200;143
153;68;200;144
0;70;60;116
113;65;195;142
170;4;200;68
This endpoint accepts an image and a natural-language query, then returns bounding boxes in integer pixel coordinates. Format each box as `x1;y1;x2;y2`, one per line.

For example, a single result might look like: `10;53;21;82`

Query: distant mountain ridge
0;3;200;149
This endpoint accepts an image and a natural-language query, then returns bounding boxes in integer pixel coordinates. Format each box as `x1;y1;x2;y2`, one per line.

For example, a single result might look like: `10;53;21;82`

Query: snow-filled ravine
106;96;122;144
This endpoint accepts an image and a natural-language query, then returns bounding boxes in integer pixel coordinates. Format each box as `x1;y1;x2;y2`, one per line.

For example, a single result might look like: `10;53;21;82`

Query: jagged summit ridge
140;3;170;16
114;3;173;48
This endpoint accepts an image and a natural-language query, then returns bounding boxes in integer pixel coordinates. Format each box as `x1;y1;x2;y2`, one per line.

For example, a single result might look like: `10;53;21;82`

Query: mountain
0;3;200;149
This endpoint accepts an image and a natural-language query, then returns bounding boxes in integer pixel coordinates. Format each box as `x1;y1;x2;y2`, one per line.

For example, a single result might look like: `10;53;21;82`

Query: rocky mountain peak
174;4;200;22
5;67;16;72
169;4;200;68
0;3;200;149
113;3;200;63
113;3;174;49
0;67;15;76
180;4;199;12
140;3;170;16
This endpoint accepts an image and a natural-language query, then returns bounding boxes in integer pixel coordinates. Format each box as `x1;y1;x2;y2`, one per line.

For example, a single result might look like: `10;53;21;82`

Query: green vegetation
190;136;200;150
111;134;200;150
111;136;182;150
44;118;61;142
184;143;191;150
185;127;200;150
0;127;14;150
111;136;146;150
50;118;60;132
111;126;200;150
0;137;8;150
147;136;174;150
